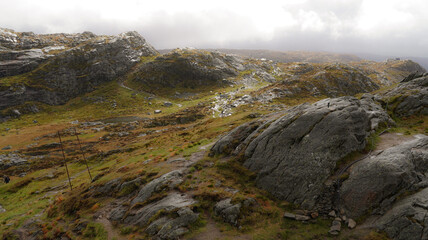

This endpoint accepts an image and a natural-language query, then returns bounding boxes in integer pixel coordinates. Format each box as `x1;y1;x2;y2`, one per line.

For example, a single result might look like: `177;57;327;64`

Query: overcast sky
1;0;428;57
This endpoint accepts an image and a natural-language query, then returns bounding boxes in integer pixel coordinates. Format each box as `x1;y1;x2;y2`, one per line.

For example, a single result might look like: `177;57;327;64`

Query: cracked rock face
379;76;428;117
340;137;428;219
375;186;428;240
213;96;393;209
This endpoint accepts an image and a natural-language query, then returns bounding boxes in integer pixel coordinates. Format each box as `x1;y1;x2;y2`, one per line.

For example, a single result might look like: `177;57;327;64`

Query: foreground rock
374;187;428;240
214;198;241;226
212;96;393;210
106;170;199;239
340;136;428;218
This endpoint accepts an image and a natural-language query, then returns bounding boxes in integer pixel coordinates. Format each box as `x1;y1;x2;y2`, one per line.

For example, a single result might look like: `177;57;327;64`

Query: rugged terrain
0;28;427;240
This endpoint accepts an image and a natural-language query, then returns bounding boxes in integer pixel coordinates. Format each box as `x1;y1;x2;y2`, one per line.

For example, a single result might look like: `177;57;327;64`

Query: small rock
310;212;319;219
33;120;38;123
283;212;296;219
154;110;162;114
328;230;340;236
347;218;356;229
2;145;12;150
330;220;341;232
0;205;6;213
328;210;336;218
334;217;342;222
341;215;347;222
12;109;21;116
295;215;311;221
164;102;173;107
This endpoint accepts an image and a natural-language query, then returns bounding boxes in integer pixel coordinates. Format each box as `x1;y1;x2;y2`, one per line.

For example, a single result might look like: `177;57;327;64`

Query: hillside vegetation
0;28;427;240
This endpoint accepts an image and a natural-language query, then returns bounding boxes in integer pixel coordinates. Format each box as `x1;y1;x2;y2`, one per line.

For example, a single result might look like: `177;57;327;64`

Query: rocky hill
0;29;157;120
0;28;427;240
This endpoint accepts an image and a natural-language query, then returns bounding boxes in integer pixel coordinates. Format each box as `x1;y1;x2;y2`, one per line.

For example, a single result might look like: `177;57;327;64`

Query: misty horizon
2;0;428;59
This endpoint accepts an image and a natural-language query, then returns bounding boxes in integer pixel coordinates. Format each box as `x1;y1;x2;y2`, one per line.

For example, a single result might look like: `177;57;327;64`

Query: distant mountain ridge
159;49;362;63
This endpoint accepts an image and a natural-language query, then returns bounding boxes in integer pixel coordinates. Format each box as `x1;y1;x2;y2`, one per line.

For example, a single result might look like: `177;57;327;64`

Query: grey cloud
1;0;428;58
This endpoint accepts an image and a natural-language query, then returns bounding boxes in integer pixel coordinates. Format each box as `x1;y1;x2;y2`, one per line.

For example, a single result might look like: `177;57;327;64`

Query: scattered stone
347;218;356;229
283;212;296;219
214;198;241;226
33;120;38;123
164;102;173;107
310;212;319;219
12;109;21;116
295;215;311;221
154;110;162;114
329;219;341;234
0;204;6;213
328;210;336;218
2;145;11;150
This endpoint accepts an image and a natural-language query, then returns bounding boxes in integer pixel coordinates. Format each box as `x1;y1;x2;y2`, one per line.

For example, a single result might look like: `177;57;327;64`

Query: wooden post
58;131;72;190
74;128;93;181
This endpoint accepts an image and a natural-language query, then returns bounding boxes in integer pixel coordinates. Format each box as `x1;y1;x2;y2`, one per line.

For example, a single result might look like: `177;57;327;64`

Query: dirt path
374;132;417;151
95;216;126;240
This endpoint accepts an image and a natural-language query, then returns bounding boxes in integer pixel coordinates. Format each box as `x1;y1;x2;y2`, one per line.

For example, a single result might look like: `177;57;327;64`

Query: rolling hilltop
0;28;427;240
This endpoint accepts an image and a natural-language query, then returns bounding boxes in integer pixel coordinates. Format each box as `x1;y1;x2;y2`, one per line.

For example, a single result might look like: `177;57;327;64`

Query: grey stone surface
340;136;428;218
0;153;28;170
94;178;122;196
131;170;183;206
210;120;263;156
123;192;196;227
374;187;428;240
152;207;199;240
379;76;428;117
214;198;241;226
235;96;393;209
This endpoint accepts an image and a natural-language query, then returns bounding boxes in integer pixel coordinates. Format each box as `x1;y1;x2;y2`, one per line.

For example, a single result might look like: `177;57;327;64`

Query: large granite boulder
212;96;393;209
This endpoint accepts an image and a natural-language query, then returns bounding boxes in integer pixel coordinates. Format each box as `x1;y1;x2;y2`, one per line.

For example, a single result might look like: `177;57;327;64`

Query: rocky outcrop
378;75;428;117
0;153;28;170
374;187;428;240
214;198;241;226
340;137;428;219
146;207;199;240
0;29;158;116
266;63;380;99
131;170;183;205
211;96;393;210
130;49;243;89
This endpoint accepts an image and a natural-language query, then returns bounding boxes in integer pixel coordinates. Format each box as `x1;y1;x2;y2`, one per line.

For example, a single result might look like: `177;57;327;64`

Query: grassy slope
0;57;426;239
